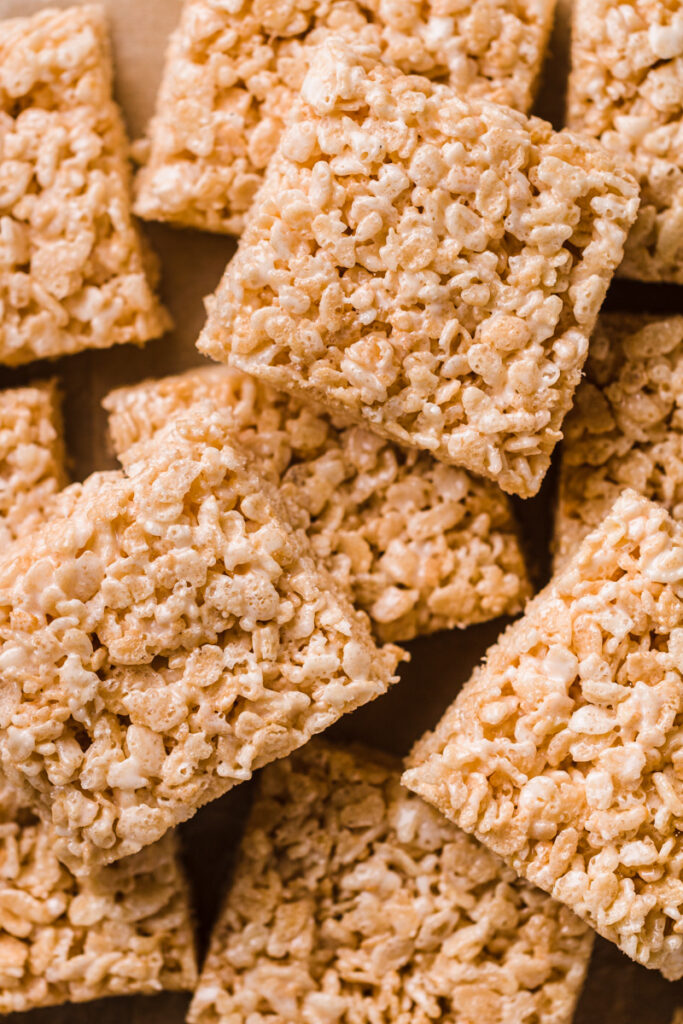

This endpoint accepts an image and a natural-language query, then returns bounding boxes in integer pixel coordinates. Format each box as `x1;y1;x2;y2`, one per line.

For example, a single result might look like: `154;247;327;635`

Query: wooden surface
0;0;682;1020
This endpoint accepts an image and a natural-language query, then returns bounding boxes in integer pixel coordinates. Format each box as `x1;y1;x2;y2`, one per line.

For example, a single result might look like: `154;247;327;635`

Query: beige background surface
0;1;681;1021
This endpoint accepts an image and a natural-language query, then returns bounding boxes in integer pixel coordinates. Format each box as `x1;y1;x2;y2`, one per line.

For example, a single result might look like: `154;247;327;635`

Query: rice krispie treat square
0;380;67;546
0;5;170;366
555;313;683;569
104;367;531;643
567;0;683;282
134;0;557;235
0;404;401;874
0;817;197;1013
199;39;640;498
187;740;593;1024
404;489;683;979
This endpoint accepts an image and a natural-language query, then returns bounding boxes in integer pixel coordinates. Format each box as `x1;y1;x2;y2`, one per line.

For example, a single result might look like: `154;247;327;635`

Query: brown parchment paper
0;2;681;1021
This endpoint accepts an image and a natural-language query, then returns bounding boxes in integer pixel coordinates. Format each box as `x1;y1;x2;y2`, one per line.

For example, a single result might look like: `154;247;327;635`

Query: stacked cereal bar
0;5;169;366
134;0;558;235
0;381;67;546
188;741;593;1024
404;490;683;979
104;367;532;643
555;313;683;569
568;0;683;282
0;404;401;875
199;39;640;497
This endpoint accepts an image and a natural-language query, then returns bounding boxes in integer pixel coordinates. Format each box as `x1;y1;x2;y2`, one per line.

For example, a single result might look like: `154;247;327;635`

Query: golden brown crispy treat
567;0;683;282
188;740;593;1024
0;405;401;874
0;823;197;1013
554;314;683;570
404;490;683;980
198;39;639;498
134;0;557;235
104;367;531;643
0;5;170;366
0;381;67;546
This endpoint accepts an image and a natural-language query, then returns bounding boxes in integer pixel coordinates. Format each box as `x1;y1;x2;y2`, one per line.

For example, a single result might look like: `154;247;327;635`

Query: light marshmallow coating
568;0;683;282
0;406;401;874
134;0;557;235
104;367;531;643
188;741;593;1024
199;39;640;498
0;5;170;366
404;490;683;979
555;313;683;569
0;381;67;547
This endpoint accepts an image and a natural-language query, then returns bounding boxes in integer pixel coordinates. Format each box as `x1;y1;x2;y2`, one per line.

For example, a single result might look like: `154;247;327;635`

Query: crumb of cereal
554;313;683;569
567;0;683;282
104;367;531;643
0;5;170;366
0;404;401;874
198;38;640;498
187;740;593;1024
133;0;557;235
0;381;67;546
404;489;683;979
0;818;197;1013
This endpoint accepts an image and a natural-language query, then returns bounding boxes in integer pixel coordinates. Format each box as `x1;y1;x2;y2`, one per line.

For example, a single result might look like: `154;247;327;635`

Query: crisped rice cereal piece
554;313;683;570
0;5;170;366
199;39;640;498
567;0;683;283
187;740;593;1024
104;367;531;643
133;0;557;235
404;490;683;979
0;404;401;874
0;380;67;546
0;820;197;1013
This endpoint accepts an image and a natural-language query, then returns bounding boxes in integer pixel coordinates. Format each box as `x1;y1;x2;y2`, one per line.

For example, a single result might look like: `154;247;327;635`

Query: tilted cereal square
187;740;593;1024
0;380;67;546
567;0;683;282
554;313;683;569
198;39;640;497
104;367;532;643
134;0;557;235
0;814;197;1013
0;5;170;365
0;405;401;874
404;490;683;979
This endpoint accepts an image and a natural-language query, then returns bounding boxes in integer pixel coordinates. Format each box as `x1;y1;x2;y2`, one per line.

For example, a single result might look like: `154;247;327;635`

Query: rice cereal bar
104;367;531;643
555;313;683;570
0;5;170;366
0;380;67;546
198;39;640;498
567;0;683;282
0;405;401;874
133;0;558;235
187;740;593;1024
404;489;683;979
0;814;197;1013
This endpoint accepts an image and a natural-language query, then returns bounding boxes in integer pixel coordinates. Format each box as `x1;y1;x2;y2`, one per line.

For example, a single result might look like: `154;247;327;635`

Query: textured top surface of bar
0;824;197;1013
0;4;169;365
404;490;683;979
0;381;67;546
555;313;683;568
188;741;593;1024
0;405;400;873
134;0;557;234
105;367;531;642
199;40;639;497
567;0;683;282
